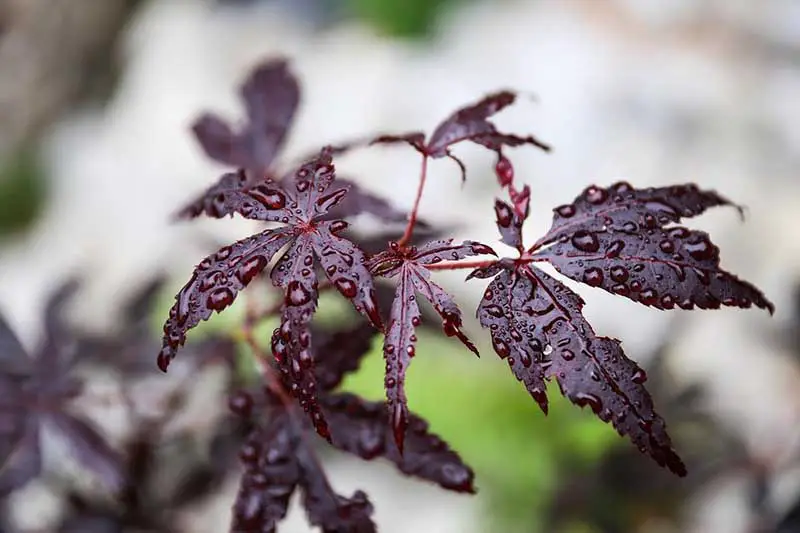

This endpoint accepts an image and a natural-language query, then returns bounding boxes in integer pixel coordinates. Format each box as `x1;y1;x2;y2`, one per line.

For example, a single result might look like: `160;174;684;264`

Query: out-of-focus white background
1;1;800;532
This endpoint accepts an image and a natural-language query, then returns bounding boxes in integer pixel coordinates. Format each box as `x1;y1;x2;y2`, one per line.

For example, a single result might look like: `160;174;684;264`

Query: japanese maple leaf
182;57;408;224
364;90;551;181
367;239;495;452
470;183;772;476
158;149;383;440
230;321;474;533
531;182;774;313
0;282;124;497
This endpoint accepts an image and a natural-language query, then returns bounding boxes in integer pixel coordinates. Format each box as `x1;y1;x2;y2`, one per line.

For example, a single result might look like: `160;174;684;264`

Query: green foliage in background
345;0;469;38
340;328;621;533
152;275;621;533
0;150;47;238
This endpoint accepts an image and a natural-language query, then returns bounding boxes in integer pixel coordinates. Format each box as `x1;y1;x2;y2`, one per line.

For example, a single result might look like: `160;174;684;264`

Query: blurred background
1;0;800;532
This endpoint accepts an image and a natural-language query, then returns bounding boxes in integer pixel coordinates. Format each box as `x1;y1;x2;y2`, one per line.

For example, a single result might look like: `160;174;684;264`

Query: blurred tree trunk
0;0;139;163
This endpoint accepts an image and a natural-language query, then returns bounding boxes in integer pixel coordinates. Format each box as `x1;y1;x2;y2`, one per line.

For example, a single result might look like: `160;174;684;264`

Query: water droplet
207;288;234;311
571;230;600;253
484;304;504;318
659;240;675;253
385;344;395;355
583;267;604;287
236;256;267;285
215;246;233;261
329;220;348;233
317;189;347;210
296;180;309;192
286;280;311;306
334;278;357;298
556;204;576;218
561;349;575;361
492;337;510;358
605;240;625;258
610;266;629;283
519;351;532;367
622;221;638;233
631;367;648;384
611;181;633;193
638;419;653;433
406;345;415;357
633;263;645;273
574;392;603;414
495;201;513;227
668;227;689;239
643;214;657;228
325;265;337;276
584;186;608;204
543;344;553;355
249;186;286;209
639;288;658;305
411;316;421;327
630;280;642;292
685;236;716;261
611;284;629;296
660;294;675;309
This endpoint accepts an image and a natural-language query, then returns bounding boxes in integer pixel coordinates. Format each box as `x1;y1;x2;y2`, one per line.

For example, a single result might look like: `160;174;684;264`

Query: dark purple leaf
472;262;686;476
313;322;379;392
46;412;125;492
295;440;376;533
426;91;550;158
162;151;384;442
192;58;299;172
0;417;41;497
231;414;300;533
532;182;774;313
368;239;492;452
323;392;475;493
158;228;294;371
324;178;409;224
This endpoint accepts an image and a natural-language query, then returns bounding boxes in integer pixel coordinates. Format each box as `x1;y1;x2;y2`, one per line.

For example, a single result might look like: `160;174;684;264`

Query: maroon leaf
295;441;376;533
427;91;549;157
161;151;383;440
365;92;549;182
158;228;294;371
0;417;41;497
0;283;126;495
323;393;475;493
313;322;380;392
192;58;299;172
231;414;300;533
46;412;125;492
324;177;410;224
368;239;492;452
472;262;687;476
532;182;774;313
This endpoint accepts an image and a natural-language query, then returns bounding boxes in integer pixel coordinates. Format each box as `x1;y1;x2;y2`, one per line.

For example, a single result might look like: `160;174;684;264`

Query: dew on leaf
582;267;604;287
571;230;600;253
207;287;235;311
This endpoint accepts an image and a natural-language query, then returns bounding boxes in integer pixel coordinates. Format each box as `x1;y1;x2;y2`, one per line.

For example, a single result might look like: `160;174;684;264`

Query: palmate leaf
0;283;125;496
471;182;773;476
159;151;383;439
181;58;411;225
192;58;299;173
367;91;550;181
368;239;493;452
470;262;686;476
531;182;774;313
